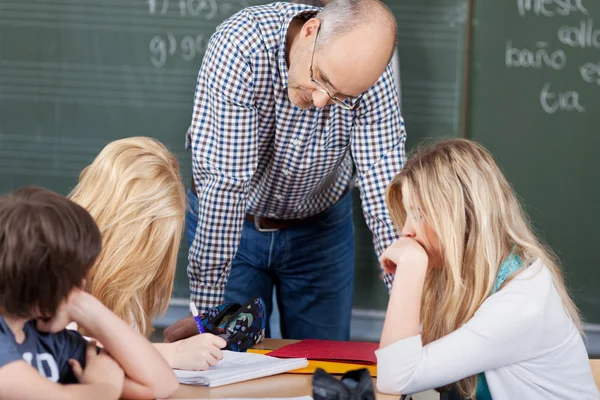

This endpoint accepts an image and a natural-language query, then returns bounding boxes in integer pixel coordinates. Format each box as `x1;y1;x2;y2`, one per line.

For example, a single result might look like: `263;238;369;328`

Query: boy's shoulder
0;315;26;369
0;315;88;383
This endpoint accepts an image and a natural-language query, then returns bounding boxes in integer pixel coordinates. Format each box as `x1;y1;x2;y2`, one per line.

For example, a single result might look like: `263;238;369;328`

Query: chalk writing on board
505;41;567;70
150;33;208;68
148;0;218;19
146;0;249;67
517;0;587;18
147;0;249;19
580;62;600;85
557;19;600;49
539;82;585;114
509;0;596;114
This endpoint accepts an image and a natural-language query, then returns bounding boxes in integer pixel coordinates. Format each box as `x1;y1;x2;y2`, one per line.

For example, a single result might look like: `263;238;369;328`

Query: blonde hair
386;138;582;399
69;137;185;337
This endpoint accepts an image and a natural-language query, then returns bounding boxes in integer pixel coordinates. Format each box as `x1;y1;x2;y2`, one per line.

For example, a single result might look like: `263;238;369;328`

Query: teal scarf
475;251;523;400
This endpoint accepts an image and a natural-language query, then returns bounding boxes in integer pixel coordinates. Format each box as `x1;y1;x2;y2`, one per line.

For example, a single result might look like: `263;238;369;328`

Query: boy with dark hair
0;187;178;400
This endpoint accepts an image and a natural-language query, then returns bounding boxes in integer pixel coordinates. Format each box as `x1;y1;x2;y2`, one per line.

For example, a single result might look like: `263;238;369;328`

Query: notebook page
174;350;308;388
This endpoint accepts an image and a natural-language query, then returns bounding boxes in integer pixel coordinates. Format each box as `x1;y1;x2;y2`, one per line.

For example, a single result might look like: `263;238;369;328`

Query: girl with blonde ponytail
69;137;226;371
375;139;598;399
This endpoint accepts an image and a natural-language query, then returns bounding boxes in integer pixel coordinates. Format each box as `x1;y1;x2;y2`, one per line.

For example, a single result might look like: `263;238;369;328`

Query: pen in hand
190;302;206;334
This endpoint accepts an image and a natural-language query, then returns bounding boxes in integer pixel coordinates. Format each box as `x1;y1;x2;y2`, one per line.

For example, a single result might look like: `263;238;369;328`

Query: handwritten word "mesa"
505;41;566;70
517;0;588;17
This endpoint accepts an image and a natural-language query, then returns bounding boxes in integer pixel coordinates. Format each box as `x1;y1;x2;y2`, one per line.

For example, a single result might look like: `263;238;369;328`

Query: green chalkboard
0;0;467;310
468;0;600;323
0;0;267;300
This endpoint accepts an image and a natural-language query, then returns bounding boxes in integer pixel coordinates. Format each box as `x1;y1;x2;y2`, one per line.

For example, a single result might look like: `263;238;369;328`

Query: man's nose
312;89;332;108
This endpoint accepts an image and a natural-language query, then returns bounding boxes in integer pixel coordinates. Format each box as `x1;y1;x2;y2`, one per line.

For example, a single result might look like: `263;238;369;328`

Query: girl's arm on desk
69;290;179;399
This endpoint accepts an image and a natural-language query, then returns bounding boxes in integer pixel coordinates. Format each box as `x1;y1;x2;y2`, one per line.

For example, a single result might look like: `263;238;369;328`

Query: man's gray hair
315;0;398;54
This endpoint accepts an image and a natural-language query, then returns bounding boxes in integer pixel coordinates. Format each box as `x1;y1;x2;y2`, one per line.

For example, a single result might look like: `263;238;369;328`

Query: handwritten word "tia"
558;19;600;49
517;0;587;17
539;83;585;114
505;41;566;70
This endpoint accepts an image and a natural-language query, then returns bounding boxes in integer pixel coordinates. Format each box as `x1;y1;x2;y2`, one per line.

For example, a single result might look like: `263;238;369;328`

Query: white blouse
376;260;599;399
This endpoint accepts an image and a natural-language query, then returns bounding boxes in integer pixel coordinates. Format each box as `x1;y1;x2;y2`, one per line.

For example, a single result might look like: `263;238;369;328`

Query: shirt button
282;169;291;176
291;139;300;146
275;194;283;200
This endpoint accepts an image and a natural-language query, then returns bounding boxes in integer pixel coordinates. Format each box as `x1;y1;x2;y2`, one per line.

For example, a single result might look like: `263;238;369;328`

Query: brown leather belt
245;213;318;232
192;179;348;232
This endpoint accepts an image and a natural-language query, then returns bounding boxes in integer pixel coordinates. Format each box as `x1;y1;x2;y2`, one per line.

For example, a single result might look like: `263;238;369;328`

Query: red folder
266;339;378;365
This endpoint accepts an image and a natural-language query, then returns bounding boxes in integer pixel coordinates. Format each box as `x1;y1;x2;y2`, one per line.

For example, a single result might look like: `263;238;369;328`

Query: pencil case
200;295;267;352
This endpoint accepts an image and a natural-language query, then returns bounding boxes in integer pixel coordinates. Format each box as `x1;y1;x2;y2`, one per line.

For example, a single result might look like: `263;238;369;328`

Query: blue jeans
186;188;354;340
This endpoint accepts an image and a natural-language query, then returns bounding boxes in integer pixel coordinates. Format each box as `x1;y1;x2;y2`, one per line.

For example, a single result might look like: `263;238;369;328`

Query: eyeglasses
309;24;361;111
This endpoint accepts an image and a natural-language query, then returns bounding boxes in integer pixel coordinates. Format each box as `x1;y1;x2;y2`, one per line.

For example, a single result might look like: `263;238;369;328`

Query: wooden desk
171;343;599;398
171;339;438;399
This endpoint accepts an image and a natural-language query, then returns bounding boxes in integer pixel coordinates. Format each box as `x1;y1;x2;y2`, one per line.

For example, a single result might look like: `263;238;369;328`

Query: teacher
166;0;405;342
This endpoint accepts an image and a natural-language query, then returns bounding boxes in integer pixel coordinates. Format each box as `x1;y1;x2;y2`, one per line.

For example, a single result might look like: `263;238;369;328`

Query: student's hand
173;333;227;370
379;237;429;277
164;316;200;342
69;341;124;396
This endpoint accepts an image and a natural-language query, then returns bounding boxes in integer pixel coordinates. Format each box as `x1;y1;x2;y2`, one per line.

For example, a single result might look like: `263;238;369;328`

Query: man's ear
301;17;321;39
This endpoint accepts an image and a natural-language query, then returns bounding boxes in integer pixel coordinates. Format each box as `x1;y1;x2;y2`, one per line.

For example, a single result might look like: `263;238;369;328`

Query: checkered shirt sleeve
353;65;406;288
188;22;257;311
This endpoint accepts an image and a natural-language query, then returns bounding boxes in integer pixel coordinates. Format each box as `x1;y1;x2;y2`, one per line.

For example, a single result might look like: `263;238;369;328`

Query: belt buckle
254;216;279;233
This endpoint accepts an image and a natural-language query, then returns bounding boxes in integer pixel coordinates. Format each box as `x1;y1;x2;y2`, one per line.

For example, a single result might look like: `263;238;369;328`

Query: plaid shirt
186;2;406;311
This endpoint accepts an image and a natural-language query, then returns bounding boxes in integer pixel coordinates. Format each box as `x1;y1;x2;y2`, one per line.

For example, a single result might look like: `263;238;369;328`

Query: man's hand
69;341;124;398
379;237;429;277
163;316;200;343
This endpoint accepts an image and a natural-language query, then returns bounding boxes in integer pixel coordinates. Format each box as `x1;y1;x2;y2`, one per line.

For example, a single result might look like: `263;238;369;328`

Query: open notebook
174;350;308;388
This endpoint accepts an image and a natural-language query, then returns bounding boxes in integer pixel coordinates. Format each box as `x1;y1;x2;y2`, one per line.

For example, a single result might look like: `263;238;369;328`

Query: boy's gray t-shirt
0;315;87;383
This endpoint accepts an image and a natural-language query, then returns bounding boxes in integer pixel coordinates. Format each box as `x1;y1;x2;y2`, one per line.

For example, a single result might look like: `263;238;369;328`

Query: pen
190;302;205;334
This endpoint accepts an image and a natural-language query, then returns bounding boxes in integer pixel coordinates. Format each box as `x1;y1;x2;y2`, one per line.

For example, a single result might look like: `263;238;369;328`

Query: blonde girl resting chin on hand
69;137;226;371
376;139;598;400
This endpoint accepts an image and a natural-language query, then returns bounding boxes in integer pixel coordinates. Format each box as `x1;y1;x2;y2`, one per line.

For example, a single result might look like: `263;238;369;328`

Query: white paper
174;350;308;388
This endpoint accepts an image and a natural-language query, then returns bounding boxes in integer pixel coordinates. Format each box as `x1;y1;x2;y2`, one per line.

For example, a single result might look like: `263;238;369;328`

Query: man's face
287;22;331;109
287;19;394;110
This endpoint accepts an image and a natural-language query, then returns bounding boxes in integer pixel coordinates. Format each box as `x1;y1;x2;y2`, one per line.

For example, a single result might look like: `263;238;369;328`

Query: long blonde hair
386;138;582;399
69;137;185;337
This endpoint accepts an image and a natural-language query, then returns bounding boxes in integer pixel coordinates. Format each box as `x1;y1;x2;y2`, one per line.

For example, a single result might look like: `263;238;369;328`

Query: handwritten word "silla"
558;19;600;49
517;0;588;17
